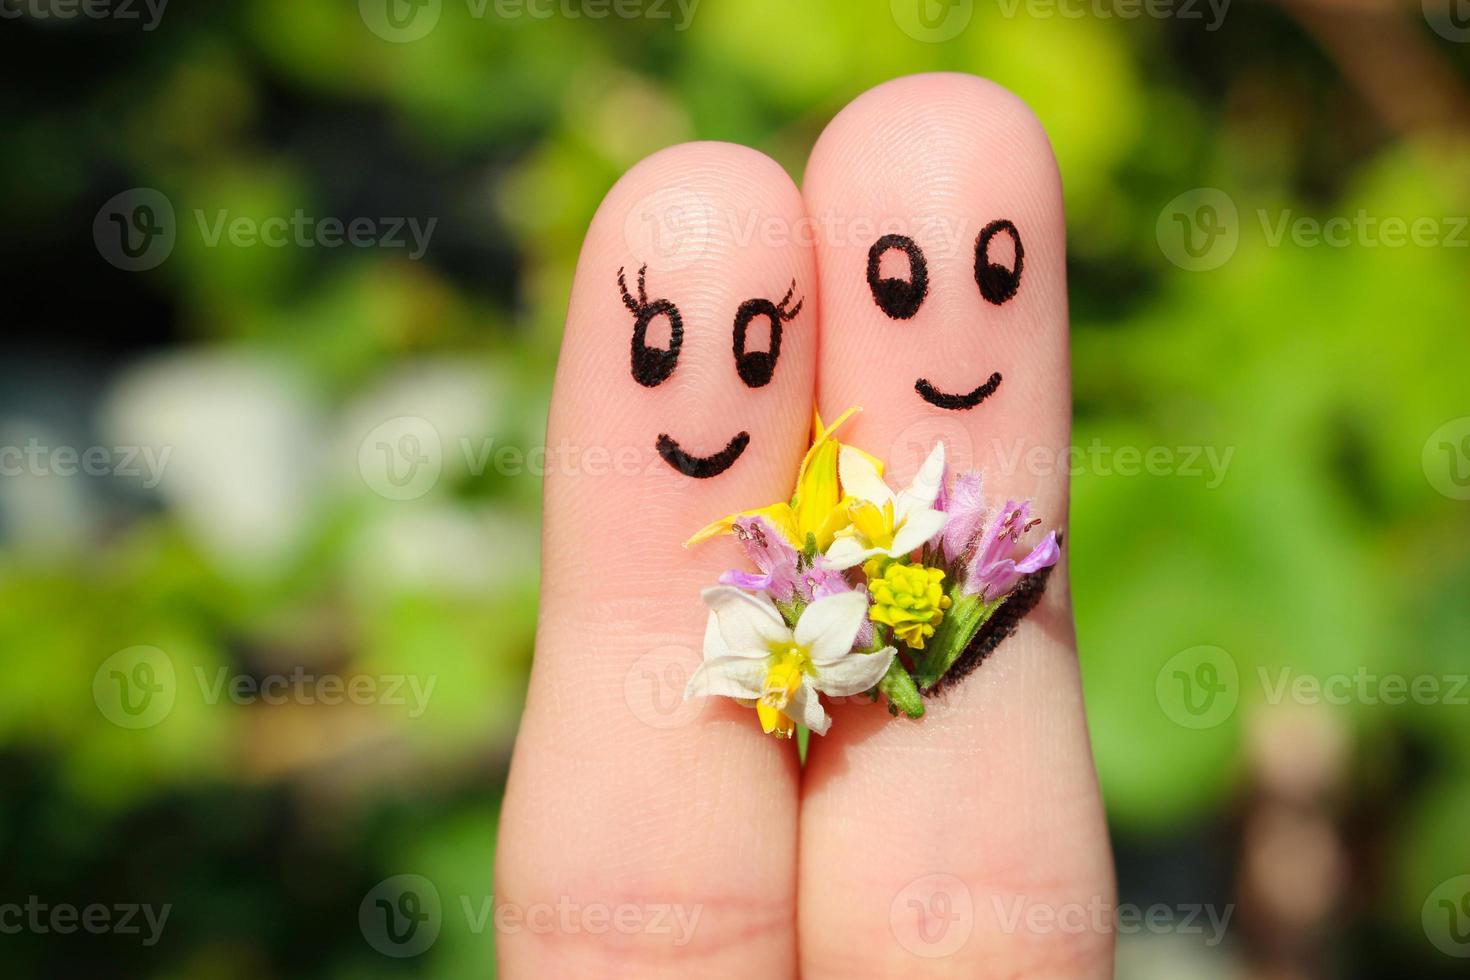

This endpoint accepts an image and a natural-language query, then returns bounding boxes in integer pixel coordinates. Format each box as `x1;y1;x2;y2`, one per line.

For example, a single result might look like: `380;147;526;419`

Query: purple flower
938;469;986;561
963;500;1060;601
719;515;800;601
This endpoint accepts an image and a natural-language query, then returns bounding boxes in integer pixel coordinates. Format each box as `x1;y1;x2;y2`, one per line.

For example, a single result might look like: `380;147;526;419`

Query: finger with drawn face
798;75;1114;977
496;142;814;977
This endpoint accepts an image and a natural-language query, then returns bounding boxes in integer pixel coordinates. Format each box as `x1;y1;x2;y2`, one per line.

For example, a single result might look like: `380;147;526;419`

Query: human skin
497;74;1115;979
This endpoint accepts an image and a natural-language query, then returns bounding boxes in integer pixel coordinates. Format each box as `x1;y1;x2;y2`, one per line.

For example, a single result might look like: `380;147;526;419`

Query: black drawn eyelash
732;280;803;388
618;264;684;387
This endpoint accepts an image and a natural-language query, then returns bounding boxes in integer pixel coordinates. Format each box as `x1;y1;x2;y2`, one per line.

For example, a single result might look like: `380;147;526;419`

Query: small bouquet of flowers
684;408;1061;738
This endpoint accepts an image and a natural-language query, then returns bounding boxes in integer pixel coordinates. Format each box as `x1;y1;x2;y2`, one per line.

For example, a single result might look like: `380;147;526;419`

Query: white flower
822;441;948;571
684;587;897;737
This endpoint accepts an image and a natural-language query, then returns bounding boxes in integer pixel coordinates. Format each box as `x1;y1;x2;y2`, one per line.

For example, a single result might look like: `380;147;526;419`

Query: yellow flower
756;648;808;738
686;406;882;552
868;562;952;650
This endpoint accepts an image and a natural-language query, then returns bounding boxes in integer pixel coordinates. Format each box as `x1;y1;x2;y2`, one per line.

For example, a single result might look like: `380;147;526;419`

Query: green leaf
878;657;924;719
914;589;1004;690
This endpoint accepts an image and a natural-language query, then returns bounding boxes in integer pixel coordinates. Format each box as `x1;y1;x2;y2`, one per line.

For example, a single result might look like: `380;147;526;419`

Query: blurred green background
2;0;1469;976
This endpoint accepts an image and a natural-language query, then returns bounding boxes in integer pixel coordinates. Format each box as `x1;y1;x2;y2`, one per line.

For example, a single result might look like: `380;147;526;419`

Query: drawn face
865;219;1024;411
619;264;803;478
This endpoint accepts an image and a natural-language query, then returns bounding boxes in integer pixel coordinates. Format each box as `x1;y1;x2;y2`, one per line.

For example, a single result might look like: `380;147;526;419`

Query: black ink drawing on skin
914;372;1003;411
620;265;788;479
656;431;750;479
732;280;803;388
901;219;1024;411
975;218;1023;305
619;264;683;387
867;233;928;319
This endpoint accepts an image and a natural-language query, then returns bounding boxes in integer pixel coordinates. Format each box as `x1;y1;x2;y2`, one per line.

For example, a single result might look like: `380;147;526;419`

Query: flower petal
701;586;790;656
838;444;895;508
684;655;766;700
702;609;730;660
822;535;880;571
796;590;870;665
686;501;801;549
788;684;830;735
890;507;948;557
813;645;897;697
1015;530;1061;574
729;514;801;601
902;440;946;510
940;470;986;559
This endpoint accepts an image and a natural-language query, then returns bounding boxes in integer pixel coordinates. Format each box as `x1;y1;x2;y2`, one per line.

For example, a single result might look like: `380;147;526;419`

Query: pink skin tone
498;75;1114;979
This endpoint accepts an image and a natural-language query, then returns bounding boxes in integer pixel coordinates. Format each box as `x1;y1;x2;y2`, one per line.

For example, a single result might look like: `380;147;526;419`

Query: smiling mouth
914;371;1003;411
656;431;751;479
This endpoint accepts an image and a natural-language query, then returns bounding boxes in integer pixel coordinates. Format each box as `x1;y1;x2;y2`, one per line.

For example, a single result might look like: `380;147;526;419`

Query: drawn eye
974;219;1023;305
867;234;928;320
619;264;683;387
732;280;803;388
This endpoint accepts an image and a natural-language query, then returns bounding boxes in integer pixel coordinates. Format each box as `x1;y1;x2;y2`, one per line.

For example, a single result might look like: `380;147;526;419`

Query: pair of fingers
498;74;1113;978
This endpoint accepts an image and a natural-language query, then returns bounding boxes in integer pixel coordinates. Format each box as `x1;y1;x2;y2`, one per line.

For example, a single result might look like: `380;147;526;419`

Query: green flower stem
913;589;1004;689
878;656;925;719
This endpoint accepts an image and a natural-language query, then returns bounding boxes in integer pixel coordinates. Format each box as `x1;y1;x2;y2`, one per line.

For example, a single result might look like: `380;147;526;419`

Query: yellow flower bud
868;562;952;650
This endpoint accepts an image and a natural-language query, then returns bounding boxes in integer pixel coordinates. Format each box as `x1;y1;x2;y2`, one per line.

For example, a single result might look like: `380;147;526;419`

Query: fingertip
802;72;1070;491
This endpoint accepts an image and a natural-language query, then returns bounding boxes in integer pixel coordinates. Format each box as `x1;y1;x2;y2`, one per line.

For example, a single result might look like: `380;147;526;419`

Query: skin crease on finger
496;142;817;979
795;74;1116;979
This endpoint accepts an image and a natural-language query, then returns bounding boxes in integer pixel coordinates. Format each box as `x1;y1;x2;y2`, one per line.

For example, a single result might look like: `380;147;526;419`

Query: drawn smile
656;431;751;479
914;371;1003;411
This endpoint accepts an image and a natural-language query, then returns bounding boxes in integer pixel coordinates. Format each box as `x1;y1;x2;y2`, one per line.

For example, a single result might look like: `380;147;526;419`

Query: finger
798;75;1115;977
497;142;815;977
